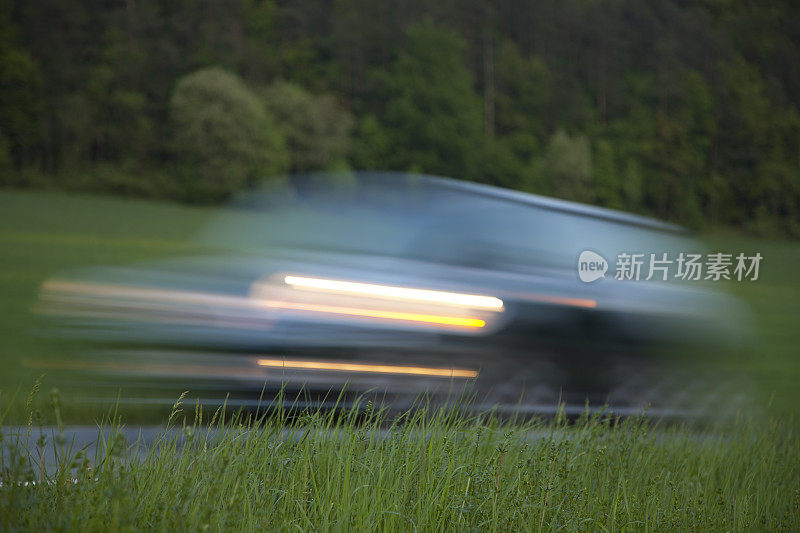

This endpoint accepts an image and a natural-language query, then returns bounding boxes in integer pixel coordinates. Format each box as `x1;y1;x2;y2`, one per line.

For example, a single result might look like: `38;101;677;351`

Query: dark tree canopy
0;0;799;233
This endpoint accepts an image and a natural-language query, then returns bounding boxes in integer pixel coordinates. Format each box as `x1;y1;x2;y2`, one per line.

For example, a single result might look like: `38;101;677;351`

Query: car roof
421;175;690;235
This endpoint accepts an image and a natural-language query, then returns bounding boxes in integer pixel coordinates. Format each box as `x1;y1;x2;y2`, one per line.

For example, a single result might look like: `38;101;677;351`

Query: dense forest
1;0;799;234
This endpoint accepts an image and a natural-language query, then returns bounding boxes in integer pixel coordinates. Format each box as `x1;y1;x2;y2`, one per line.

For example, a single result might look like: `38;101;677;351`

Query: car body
37;172;750;413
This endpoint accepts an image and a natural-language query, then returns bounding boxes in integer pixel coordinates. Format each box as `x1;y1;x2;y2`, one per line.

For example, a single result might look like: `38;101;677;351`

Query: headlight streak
254;300;487;328
40;280;256;308
256;358;478;378
516;293;597;309
38;278;597;335
282;275;504;310
23;351;479;380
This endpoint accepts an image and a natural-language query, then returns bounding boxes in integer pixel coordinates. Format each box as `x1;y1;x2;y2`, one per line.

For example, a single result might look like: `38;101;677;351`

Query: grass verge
2;387;799;531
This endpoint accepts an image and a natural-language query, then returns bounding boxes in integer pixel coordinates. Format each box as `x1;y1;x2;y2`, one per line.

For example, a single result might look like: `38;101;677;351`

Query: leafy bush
263;81;353;172
170;68;288;202
542;129;592;202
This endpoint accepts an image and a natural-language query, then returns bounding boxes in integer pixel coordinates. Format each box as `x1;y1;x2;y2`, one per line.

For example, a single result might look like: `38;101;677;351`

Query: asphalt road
2;424;404;478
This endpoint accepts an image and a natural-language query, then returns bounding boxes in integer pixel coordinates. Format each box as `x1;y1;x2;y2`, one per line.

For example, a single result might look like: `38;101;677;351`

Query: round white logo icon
577;250;608;282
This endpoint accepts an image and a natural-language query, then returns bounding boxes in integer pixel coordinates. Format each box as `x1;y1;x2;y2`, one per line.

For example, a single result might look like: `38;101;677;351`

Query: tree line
1;0;799;234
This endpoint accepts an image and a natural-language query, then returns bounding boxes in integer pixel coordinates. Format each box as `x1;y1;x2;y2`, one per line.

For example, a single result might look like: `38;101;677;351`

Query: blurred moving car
36;172;750;413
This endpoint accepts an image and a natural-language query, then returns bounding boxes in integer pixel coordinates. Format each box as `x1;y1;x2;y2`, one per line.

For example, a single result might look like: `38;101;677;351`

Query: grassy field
0;190;215;421
701;232;800;415
1;190;799;529
2;392;798;531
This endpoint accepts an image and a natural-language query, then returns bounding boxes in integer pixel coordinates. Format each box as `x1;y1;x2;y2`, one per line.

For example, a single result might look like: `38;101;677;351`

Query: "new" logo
577;250;608;282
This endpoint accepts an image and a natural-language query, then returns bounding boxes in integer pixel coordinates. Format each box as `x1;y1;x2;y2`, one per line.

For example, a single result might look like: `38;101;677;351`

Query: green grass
1;391;798;531
703;232;800;415
0;190;213;419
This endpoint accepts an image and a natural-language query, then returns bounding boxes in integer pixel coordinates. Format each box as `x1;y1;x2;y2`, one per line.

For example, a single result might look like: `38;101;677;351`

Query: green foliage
478;133;539;190
0;0;41;170
0;134;13;179
494;40;551;141
81;27;155;165
717;55;800;233
262;80;353;172
2;0;800;233
478;41;550;190
648;70;715;227
351;114;392;171
360;18;484;179
170;67;288;202
541;129;593;203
